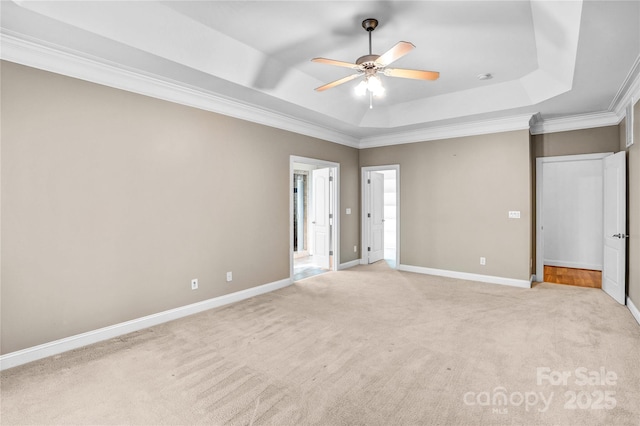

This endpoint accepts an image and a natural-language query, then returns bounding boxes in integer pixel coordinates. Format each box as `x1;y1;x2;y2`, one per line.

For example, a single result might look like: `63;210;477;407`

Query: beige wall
2;59;638;356
532;125;620;157
530;133;537;276
1;61;360;354
360;131;532;281
622;101;640;308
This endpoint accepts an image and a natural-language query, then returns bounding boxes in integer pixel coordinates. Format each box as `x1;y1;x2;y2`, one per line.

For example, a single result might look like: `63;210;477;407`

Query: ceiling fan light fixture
355;74;385;97
368;75;385;96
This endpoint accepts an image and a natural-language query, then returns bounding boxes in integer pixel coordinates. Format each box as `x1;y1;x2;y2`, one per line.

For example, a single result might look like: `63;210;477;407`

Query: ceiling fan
312;18;439;104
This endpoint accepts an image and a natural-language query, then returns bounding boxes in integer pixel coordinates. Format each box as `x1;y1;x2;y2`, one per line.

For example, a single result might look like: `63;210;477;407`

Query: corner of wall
626;100;640;310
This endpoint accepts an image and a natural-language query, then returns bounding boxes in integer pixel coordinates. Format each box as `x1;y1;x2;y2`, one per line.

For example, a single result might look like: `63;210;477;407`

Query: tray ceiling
1;1;639;147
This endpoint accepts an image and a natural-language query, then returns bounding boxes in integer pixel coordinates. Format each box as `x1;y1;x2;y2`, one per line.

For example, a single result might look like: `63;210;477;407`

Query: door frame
361;165;400;266
290;156;340;280
535;152;612;281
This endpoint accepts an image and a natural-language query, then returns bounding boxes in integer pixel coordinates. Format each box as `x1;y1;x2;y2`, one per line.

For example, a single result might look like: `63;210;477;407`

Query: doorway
536;152;627;304
361;165;399;267
290;156;339;281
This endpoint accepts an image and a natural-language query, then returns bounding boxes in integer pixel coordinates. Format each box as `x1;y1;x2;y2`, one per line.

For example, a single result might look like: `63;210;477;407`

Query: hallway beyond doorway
361;165;399;267
290;156;340;282
543;265;602;288
293;255;329;281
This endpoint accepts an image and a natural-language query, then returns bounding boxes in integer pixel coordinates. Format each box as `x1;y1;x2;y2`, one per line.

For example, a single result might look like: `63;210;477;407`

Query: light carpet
2;261;639;425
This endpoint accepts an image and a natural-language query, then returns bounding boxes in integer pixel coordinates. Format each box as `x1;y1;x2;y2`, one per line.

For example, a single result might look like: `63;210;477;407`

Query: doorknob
612;233;627;239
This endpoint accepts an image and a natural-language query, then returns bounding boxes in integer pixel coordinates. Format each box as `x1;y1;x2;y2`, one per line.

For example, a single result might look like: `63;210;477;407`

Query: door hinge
329;176;333;182
367;179;371;184
367;213;371;218
329;250;334;256
368;247;371;252
329;213;333;219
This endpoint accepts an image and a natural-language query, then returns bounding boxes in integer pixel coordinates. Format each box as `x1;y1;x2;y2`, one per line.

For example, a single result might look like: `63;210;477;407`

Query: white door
602;151;626;305
311;168;331;269
368;172;385;263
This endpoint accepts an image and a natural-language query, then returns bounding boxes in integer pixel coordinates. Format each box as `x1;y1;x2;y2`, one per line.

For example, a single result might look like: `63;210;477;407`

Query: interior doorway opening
380;170;398;267
361;165;399;267
536;152;627;304
291;157;339;281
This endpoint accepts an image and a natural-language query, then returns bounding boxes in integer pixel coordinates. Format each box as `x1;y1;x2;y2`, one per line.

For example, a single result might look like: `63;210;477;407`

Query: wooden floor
543;265;602;288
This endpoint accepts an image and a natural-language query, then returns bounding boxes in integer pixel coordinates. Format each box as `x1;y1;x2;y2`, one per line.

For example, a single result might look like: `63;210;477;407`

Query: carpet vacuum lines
1;261;639;425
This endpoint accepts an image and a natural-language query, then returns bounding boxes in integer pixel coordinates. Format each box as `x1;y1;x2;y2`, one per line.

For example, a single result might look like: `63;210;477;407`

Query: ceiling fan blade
315;73;361;92
384;68;440;81
375;41;415;67
311;58;359;69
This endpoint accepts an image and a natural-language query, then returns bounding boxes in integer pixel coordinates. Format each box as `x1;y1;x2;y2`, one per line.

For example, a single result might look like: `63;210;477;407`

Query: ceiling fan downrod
362;18;378;56
362;19;380;109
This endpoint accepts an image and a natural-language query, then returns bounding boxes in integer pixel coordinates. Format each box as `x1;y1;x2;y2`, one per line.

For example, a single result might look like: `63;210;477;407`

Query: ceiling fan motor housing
356;54;382;77
356;55;381;68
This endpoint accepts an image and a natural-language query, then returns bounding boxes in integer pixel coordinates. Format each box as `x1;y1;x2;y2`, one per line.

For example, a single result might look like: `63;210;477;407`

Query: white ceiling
2;1;639;147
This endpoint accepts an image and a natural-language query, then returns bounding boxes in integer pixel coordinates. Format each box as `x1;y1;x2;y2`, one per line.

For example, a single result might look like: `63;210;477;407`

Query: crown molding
3;32;639;147
0;32;361;148
609;54;640;120
529;111;621;135
359;114;535;148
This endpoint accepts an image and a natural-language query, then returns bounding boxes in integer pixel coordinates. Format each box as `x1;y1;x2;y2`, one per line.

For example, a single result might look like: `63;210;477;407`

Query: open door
368;171;385;263
311;168;331;269
602;151;626;304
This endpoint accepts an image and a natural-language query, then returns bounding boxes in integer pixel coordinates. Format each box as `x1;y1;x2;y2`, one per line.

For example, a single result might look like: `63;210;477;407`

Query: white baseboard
338;259;360;270
627;297;640;326
543;260;602;271
397;264;532;289
0;278;292;371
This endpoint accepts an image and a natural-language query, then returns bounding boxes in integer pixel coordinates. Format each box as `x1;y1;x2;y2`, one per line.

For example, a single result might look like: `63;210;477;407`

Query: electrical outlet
191;279;198;290
480;257;486;266
226;271;232;282
508;211;521;219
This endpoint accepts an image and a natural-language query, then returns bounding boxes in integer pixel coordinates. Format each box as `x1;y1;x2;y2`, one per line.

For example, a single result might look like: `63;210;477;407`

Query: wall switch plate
354;245;357;252
226;271;232;282
508;211;521;219
346;208;351;215
191;279;198;290
480;257;486;265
